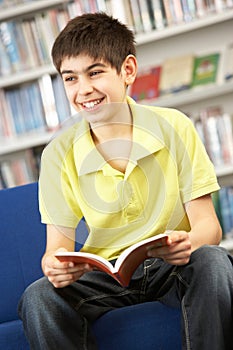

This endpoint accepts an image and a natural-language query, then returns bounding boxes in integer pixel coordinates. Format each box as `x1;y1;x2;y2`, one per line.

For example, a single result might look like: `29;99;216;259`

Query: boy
18;12;233;349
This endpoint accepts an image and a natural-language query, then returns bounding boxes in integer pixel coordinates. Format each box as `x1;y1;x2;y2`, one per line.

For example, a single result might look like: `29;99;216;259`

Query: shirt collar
74;97;165;176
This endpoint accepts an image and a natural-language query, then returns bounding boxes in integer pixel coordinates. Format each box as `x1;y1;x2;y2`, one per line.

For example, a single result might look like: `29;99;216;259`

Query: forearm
185;194;222;252
41;224;76;274
189;216;222;253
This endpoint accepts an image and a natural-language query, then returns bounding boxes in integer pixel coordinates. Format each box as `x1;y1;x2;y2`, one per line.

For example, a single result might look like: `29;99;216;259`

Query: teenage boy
18;12;233;350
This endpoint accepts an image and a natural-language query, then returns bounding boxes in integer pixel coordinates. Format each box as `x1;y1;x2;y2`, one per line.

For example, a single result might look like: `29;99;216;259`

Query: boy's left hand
147;231;192;265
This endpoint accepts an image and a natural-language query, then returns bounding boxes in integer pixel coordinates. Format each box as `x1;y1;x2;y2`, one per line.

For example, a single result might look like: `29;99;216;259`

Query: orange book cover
56;233;169;287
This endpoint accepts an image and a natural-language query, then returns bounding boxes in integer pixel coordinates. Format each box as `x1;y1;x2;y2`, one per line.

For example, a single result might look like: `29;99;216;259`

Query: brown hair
51;12;136;74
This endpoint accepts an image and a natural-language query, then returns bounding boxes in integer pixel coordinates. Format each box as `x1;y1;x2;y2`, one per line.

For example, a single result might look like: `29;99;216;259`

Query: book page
55;251;115;274
115;233;169;286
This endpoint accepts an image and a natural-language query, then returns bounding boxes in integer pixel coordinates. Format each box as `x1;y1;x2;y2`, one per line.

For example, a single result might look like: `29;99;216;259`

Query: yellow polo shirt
39;98;219;260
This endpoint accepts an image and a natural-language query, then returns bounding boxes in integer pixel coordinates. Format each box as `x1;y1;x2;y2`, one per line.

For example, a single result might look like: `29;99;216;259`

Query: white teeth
83;99;101;109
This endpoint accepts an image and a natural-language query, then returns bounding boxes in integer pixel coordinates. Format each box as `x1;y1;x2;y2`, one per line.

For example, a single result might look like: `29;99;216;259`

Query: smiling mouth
81;98;104;110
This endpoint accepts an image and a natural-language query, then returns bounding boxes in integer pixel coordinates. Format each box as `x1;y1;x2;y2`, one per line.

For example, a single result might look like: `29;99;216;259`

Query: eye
90;70;102;77
64;76;76;82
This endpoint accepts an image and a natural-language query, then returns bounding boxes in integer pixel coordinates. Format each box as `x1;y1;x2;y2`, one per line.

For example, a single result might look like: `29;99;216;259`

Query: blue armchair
0;182;181;349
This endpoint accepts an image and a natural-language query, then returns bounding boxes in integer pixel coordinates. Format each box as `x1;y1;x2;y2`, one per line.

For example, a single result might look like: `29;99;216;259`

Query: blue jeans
18;245;233;349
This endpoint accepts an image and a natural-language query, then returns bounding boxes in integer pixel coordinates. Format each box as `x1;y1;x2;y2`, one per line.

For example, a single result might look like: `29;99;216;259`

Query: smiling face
60;54;137;126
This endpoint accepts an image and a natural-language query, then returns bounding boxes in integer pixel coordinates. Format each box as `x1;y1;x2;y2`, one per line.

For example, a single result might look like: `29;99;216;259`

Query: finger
51;262;91;273
164;254;191;266
169;231;189;244
49;269;85;288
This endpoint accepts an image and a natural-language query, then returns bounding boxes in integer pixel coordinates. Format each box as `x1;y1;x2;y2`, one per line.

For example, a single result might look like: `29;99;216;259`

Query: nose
78;76;93;96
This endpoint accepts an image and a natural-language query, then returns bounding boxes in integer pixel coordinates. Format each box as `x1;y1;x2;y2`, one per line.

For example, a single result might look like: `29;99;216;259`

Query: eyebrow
61;63;107;75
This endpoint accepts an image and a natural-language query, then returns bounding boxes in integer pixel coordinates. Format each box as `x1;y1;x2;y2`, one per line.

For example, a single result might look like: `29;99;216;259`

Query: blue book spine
0;21;21;72
219;187;233;235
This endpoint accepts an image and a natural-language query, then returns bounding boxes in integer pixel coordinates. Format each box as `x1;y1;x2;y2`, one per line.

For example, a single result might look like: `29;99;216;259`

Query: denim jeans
18;245;233;350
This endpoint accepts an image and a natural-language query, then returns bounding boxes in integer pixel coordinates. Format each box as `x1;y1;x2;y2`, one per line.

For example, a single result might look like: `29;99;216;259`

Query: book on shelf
0;144;45;189
56;233;169;287
0;89;15;138
130;65;161;101
159;54;194;95
197;106;233;167
180;0;197;22
168;0;184;24
0;73;72;140
162;0;174;25
3;83;47;137
213;187;233;236
110;0;134;28
191;52;220;87
194;0;207;17
138;0;154;32
38;74;59;130
216;112;233;165
128;0;145;33
214;0;227;12
148;0;166;30
0;150;37;188
52;75;71;124
0;21;22;73
5;89;26;135
0;33;12;76
223;43;233;81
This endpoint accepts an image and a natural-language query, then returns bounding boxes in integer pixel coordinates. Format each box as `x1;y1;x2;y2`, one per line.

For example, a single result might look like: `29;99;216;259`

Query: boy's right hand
43;248;93;288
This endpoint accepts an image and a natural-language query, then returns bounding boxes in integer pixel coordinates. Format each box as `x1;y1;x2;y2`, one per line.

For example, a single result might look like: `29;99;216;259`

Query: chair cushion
0;183;45;322
93;301;181;350
0;320;29;350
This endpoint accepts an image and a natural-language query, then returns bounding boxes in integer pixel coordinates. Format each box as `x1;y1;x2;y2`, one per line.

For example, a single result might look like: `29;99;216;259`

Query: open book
55;233;169;287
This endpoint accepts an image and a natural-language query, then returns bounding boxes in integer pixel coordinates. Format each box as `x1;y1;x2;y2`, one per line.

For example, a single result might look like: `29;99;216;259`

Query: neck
90;105;133;174
90;104;133;145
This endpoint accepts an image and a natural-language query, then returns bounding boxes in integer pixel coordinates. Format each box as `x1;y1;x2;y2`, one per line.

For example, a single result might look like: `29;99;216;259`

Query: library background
0;0;233;249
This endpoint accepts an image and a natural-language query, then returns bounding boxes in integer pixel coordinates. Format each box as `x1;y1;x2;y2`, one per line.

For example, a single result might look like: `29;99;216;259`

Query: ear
121;55;138;86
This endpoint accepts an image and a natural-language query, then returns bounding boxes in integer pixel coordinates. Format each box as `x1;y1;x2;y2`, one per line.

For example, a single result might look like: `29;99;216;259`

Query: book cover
159;54;194;95
192;53;220;87
56;233;169;287
130;66;161;101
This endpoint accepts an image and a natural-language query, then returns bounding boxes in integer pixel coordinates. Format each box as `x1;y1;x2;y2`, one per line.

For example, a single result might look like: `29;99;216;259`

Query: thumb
56;247;69;253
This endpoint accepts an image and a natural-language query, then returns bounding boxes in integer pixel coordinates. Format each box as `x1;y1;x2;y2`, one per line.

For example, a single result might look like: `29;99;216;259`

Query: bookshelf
135;9;233;45
0;0;233;247
0;0;233;250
